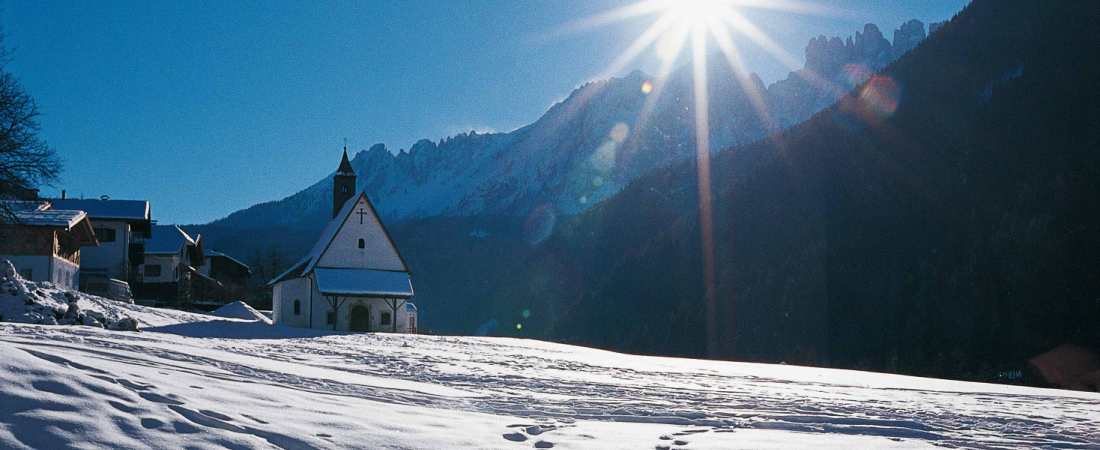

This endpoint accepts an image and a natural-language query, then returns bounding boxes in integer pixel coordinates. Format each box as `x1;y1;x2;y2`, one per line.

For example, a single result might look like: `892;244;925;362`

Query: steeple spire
333;142;357;218
337;139;355;176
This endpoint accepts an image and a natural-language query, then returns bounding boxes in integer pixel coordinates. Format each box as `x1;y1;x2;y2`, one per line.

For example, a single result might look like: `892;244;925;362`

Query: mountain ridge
200;19;935;233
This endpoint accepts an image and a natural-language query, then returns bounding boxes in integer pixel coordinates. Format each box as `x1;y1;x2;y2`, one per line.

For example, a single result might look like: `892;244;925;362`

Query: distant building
48;197;151;298
270;147;417;332
0;201;98;288
201;250;252;302
134;224;213;308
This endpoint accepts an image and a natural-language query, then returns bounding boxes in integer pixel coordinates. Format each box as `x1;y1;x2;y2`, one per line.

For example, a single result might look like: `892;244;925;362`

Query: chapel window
358;238;365;249
293;300;301;315
381;311;392;326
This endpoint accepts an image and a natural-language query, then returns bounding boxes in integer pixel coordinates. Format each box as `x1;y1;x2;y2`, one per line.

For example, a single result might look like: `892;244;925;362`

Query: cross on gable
356;208;368;224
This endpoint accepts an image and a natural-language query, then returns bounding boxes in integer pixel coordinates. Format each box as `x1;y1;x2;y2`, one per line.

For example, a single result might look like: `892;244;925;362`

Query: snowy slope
1;317;1096;449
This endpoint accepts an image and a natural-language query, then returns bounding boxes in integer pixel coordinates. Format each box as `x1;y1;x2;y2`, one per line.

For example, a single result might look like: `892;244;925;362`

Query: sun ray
690;24;718;356
597;12;681;82
718;8;846;99
706;17;778;132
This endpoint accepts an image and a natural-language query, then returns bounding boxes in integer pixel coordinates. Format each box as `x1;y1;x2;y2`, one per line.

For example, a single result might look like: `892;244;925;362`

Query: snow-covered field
1;272;1098;449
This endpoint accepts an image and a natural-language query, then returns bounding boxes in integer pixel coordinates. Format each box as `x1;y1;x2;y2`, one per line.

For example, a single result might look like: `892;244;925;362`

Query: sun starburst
555;0;838;355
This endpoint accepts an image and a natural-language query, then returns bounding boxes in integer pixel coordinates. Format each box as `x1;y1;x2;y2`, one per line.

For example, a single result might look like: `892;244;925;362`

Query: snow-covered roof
313;268;414;298
12;208;89;229
145;225;197;254
48;198;150;222
205;250;251;273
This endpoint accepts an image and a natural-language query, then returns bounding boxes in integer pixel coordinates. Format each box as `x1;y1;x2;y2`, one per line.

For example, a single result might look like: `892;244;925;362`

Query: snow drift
211;300;272;325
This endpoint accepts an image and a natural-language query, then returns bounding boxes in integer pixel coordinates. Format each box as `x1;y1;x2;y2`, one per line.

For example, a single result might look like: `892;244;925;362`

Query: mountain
202;20;932;235
478;0;1100;381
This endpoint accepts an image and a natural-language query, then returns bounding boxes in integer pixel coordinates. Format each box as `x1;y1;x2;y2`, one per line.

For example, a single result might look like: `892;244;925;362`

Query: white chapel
270;147;417;332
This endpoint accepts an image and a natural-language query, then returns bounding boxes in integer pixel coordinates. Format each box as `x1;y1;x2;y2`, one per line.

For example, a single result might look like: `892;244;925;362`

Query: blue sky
2;0;968;224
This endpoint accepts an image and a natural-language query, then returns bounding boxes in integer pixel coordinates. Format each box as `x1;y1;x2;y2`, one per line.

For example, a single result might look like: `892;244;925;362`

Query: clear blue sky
2;0;967;224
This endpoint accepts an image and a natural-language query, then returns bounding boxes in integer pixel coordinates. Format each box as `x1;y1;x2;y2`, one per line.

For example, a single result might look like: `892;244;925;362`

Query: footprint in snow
673;440;689;446
503;432;527;442
533;441;554;448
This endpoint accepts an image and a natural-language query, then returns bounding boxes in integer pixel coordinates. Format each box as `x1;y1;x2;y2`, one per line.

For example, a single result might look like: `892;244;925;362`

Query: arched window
358;238;365;249
293;300;301;315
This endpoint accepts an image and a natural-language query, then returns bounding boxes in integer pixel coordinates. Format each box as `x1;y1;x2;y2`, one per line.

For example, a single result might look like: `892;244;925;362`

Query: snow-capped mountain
206;21;933;231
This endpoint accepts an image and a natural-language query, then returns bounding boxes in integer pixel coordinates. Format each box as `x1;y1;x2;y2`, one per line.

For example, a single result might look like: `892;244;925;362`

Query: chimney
61;189;67;199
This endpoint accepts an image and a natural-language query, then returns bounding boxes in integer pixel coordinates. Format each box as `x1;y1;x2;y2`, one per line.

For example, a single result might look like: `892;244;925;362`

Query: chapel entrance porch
350;304;370;332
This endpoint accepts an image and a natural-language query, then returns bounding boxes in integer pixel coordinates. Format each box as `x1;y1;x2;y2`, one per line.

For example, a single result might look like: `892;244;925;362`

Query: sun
552;0;837;355
662;0;730;29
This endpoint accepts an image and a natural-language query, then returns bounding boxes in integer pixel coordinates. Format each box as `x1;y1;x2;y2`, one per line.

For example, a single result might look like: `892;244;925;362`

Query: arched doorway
349;304;370;332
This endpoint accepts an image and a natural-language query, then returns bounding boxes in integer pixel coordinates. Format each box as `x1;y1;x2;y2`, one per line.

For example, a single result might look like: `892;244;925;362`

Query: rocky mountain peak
893;19;927;58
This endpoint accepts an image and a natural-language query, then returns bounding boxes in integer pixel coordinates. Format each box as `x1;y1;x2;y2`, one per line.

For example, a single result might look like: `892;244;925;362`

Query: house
0;200;98;288
133;224;215;308
48;196;151;297
270;148;417;332
201;250;252;302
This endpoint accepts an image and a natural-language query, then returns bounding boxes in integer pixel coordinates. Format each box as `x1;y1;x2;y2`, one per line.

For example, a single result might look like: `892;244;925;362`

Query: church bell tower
333;144;357;218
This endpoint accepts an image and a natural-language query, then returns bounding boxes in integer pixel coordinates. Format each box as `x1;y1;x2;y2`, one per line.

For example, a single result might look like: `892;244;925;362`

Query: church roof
314;268;413;298
336;148;355;176
268;191;410;286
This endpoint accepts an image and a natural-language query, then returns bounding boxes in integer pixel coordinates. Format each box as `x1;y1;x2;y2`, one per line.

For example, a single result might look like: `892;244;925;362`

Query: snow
0;260;208;329
314;267;414;297
2;265;1098;448
7;206;87;229
2;291;1098;450
211;301;272;324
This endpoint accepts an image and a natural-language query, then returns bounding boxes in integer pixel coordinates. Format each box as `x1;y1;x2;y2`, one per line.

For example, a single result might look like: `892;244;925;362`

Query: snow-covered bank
0;260;209;329
1;315;1098;449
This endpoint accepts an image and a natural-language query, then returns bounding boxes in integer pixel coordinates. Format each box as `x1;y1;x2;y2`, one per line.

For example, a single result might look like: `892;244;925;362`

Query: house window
94;227;117;243
144;264;161;277
327;311;336;325
357;238;365;249
381;311;391;326
293;300;301;315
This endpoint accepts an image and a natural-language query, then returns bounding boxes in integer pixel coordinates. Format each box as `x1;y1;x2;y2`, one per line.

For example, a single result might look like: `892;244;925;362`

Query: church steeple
333;143;357;218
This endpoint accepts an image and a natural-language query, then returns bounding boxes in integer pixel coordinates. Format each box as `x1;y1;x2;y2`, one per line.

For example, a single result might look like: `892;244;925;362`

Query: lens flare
549;0;840;356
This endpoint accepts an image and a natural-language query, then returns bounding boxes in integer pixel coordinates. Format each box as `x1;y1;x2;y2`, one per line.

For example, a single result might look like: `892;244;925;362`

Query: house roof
205;250;252;274
145;225;198;254
1;200;99;245
48;198;150;222
13;208;89;229
313;268;413;298
268;191;410;286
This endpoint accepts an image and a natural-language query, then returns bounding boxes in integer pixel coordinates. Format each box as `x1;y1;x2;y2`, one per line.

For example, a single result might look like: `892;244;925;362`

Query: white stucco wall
141;254;180;283
81;220;130;279
273;272;414;332
272;276;311;328
52;256;79;290
317;196;405;271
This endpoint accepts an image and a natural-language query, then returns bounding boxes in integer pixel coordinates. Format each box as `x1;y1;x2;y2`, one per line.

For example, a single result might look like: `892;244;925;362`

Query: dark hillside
486;0;1100;381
